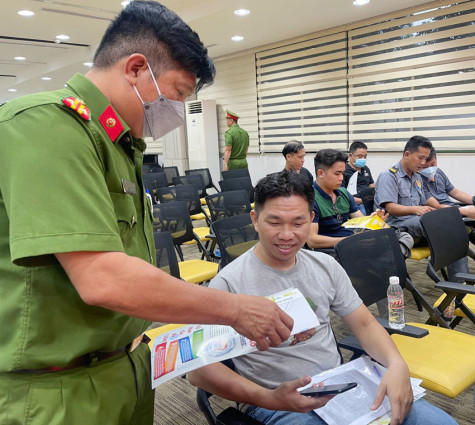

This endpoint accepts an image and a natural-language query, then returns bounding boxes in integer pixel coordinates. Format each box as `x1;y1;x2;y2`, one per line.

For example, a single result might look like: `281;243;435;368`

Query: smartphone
299;382;357;397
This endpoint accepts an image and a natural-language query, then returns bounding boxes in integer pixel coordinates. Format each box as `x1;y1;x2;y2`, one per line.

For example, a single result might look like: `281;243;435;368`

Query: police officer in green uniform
0;2;293;424
224;109;250;170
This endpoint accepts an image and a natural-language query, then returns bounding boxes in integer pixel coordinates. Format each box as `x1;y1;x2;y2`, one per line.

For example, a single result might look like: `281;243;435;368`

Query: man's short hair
427;147;437;162
93;0;215;92
314;149;348;174
403;135;432;155
254;171;314;214
349;141;368;154
282;140;304;158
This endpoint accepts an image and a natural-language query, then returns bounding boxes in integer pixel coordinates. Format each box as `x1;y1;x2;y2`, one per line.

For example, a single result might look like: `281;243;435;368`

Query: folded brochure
150;287;320;388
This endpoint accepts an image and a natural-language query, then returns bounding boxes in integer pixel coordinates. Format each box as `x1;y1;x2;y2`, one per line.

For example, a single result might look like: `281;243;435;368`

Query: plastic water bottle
214;248;221;259
145;189;153;210
387;276;405;329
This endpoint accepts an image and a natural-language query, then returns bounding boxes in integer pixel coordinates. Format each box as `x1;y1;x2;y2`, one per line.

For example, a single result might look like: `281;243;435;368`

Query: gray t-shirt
421;168;455;205
209;247;362;389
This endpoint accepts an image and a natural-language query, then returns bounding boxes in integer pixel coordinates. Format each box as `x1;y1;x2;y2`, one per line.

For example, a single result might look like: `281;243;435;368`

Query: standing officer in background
0;2;293;424
282;140;314;185
223;109;250;170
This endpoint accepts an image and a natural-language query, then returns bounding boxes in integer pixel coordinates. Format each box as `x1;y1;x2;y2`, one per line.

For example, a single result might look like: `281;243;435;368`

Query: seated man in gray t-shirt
188;171;455;425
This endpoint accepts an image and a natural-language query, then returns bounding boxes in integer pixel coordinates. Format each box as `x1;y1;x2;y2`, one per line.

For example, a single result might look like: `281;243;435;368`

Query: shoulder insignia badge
389;167;397;173
99;105;124;143
62;96;91;121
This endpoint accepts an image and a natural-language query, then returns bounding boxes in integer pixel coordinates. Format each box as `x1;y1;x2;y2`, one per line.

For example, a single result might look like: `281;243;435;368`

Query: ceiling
0;0;433;102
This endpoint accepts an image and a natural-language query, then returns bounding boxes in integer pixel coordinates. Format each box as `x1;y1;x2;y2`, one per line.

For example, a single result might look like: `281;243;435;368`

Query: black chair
173;174;208;199
153;201;213;262
154;231;218;284
420;207;475;329
186;168;219;193
212;213;259;268
205;190;251;223
196;360;264;425
163;166;179;186
157;184;211;226
221;169;250;180
142;163;163;174
219;177;254;203
142;172;168;202
334;227;475;398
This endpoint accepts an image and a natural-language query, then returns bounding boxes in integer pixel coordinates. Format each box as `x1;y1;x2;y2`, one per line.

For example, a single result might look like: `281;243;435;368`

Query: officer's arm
448;188;473;205
223;145;232;170
306;222;345;248
55;251;293;349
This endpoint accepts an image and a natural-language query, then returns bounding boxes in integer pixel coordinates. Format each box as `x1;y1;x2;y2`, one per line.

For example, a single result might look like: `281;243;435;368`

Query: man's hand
413;205;435;216
354;196;363;205
223;163;228;171
371;361;413;425
370;208;389;221
266;377;334;412
230;294;294;350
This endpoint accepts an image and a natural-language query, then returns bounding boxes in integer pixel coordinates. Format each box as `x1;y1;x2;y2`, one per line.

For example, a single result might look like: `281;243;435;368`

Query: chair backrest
212;213;259;267
153;201;195;245
173;174;207;198
334;228;407;307
218;177;254;203
221;168;250;180
420;206;469;273
142;163;163;174
156;184;203;216
142;172;168;197
185;168;216;191
162;166;179;186
205;190;251;223
153;231;181;279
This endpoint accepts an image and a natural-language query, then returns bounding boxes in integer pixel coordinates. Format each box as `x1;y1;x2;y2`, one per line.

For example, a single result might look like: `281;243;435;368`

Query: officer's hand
264;377;334;413
230;294;293;350
223;164;229;171
370;208;389;221
413;206;435;216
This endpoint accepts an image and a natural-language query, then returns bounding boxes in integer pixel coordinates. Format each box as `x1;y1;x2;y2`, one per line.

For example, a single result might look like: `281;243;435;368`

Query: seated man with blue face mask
342;142;375;215
421;148;475;219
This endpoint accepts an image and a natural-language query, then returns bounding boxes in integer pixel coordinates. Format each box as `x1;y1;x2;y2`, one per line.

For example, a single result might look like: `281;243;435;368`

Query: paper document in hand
302;356;425;425
342;215;389;232
150;288;319;388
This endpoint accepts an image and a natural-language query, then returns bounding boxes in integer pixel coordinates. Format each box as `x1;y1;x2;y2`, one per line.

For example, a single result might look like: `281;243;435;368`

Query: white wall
246;151;475;195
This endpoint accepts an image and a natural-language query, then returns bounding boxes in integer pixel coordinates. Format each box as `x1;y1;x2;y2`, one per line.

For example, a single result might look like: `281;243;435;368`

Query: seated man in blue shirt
306;149;386;250
188;171;456;425
421;147;475;220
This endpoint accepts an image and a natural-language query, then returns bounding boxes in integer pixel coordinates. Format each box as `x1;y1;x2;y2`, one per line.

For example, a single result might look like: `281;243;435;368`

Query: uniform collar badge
99;105;124;143
62;96;91;121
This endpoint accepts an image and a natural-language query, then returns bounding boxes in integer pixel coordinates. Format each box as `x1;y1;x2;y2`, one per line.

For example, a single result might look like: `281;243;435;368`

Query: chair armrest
338;335;365;356
435;280;475;294
375;318;429;338
453;272;475;283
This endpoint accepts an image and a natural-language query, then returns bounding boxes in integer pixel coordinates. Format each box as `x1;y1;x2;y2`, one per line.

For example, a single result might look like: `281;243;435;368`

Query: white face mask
420;166;438;180
133;62;185;140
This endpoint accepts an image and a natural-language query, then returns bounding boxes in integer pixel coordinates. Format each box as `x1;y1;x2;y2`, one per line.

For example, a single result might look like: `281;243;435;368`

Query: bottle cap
389;276;399;285
146;189;150;194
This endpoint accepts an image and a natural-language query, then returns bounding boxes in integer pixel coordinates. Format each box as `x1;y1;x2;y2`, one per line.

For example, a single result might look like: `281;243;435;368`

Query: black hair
403;135;432;155
254;171;314;214
314;149;348;175
427;147;437;161
349;141;368;154
282;140;304;158
93;0;215;92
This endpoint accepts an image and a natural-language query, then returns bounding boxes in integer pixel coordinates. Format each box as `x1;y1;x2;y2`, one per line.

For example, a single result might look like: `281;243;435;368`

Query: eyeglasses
332;204;343;224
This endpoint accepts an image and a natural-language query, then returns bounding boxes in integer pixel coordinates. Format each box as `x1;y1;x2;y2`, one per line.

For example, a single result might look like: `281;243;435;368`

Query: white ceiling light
8;89;17;92
41;77;52;81
14;56;26;61
83;62;94;67
18;10;35;17
353;0;370;5
55;34;70;41
231;35;244;42
234;9;250;16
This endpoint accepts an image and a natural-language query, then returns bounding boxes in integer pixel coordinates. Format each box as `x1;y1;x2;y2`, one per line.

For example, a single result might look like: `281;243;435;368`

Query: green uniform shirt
225;124;249;169
0;73;155;371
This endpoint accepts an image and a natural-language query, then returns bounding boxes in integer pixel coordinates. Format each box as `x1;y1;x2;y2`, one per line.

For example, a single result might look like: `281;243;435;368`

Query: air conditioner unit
185;99;220;187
